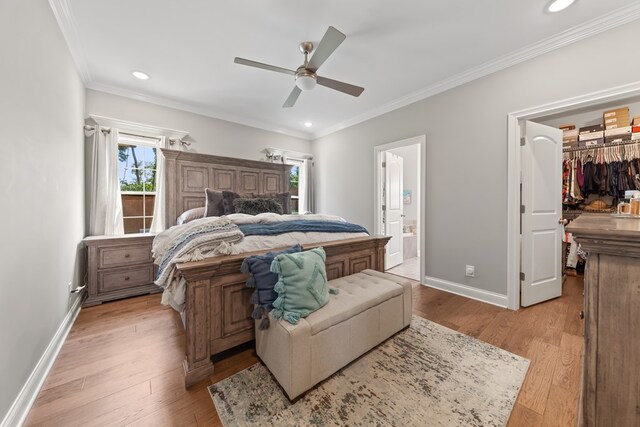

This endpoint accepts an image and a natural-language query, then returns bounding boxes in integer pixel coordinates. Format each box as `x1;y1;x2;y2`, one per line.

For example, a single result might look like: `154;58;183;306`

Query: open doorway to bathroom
374;136;425;283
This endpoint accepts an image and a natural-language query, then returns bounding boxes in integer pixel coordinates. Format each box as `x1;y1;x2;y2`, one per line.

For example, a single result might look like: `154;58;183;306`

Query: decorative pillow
271;247;338;325
204;188;225;217
241;244;302;330
221;191;240;215
177;207;206;225
234;198;283;215
246;192;292;214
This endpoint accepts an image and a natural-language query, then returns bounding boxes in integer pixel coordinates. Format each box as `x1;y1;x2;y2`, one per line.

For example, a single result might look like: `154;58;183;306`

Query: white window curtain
300;158;314;213
87;127;124;236
150;137;167;233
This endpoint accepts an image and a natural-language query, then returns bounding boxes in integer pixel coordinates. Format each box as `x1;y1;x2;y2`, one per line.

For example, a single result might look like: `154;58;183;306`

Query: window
286;158;305;214
117;134;158;234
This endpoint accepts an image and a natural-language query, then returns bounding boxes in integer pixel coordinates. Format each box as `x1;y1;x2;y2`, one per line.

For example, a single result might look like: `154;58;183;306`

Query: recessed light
304;122;313;128
546;0;576;13
132;71;150;80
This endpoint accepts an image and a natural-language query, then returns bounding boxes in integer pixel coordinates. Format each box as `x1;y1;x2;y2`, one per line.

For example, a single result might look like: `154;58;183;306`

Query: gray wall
388;144;420;237
0;0;86;420
313;21;640;295
85;90;312;161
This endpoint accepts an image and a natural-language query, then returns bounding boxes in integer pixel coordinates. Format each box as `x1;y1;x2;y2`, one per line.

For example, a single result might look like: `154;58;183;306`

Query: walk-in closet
533;97;640;301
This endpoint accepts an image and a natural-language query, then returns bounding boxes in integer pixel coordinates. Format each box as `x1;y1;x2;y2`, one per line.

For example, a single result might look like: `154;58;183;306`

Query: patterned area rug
209;316;529;427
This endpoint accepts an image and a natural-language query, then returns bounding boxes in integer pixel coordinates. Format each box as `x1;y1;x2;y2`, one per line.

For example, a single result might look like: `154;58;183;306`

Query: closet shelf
563;139;640;153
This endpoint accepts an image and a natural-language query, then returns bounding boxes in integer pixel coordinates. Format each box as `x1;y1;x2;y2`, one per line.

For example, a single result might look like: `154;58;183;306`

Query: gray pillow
247;192;292;214
222;191;240;215
204;188;225;217
233;198;283;215
177;207;205;225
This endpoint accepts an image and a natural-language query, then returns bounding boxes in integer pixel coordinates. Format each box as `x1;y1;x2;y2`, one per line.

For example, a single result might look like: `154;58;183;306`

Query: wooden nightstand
84;234;161;307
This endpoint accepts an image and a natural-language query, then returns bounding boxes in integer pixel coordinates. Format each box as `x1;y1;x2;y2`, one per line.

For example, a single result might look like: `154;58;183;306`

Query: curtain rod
119;131;161;141
84;125;110;134
562;140;640;153
83;125;162;140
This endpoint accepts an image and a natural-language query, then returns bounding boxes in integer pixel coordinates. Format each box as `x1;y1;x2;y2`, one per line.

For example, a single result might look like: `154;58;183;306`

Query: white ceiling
57;0;640;139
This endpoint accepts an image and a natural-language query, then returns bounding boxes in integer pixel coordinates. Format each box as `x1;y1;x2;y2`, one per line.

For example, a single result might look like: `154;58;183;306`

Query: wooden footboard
175;235;390;387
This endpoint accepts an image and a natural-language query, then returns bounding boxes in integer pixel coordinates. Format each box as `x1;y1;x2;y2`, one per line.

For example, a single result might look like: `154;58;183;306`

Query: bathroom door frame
373;134;427;283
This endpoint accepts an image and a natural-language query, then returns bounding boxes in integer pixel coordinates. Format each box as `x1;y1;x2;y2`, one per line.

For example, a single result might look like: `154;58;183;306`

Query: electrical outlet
465;265;475;278
68;281;73;293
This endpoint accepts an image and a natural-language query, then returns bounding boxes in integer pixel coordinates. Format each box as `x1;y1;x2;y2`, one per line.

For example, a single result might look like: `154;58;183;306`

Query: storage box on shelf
561;105;640;149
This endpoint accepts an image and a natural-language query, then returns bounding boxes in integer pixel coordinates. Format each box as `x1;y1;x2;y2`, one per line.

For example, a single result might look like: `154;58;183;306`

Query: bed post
375;237;387;271
182;278;214;387
162;149;179;230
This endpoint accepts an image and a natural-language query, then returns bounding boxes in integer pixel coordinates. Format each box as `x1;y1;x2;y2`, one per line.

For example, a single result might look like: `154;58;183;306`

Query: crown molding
86;82;313;141
312;2;640;139
48;0;91;83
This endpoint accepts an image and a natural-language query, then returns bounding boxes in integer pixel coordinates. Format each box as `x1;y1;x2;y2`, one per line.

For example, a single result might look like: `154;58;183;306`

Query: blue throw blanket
238;220;368;236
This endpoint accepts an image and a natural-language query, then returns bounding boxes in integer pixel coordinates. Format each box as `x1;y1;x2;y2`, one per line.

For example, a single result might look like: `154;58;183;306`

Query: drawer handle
124;276;130;281
579;311;584;319
124;254;130;258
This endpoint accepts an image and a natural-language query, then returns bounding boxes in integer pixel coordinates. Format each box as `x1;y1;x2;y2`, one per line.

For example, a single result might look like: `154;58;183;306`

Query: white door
384;152;404;268
521;121;563;307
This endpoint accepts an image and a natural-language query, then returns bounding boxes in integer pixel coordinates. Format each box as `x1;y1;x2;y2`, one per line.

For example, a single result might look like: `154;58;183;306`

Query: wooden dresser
84;234;160;307
567;215;640;426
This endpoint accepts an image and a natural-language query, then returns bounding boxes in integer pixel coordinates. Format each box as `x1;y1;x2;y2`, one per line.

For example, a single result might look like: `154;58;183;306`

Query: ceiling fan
234;26;364;108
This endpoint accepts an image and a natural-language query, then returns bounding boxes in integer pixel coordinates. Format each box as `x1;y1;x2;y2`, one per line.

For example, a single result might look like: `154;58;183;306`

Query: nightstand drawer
99;244;152;268
98;265;154;293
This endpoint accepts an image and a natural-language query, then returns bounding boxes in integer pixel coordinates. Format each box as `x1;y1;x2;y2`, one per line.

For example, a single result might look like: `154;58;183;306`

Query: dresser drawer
98;265;154;293
99;244;152;268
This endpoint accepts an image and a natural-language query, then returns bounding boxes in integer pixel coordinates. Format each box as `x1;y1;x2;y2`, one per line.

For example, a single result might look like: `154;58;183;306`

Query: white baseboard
1;294;84;427
423;276;508;309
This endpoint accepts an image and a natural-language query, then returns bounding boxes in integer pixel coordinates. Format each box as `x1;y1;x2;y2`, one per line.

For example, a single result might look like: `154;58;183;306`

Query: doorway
507;82;640;309
374;135;426;283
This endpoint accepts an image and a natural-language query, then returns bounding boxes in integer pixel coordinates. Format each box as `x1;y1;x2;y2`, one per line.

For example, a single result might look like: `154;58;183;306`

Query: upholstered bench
255;269;413;400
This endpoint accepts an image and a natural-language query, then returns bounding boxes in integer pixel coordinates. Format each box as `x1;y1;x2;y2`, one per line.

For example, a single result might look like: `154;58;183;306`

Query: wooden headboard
161;149;293;228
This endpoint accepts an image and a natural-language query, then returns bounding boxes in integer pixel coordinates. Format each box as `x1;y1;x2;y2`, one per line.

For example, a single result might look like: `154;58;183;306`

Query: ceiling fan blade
306;26;346;73
317;76;364;97
283;86;302;108
234;57;296;76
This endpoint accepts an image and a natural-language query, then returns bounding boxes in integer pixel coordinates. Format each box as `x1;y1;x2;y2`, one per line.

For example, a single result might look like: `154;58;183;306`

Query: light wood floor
25;276;584;426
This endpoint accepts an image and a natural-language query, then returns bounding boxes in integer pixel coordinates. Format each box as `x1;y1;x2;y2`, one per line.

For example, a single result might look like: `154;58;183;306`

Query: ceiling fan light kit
234;26;364;108
295;71;317;91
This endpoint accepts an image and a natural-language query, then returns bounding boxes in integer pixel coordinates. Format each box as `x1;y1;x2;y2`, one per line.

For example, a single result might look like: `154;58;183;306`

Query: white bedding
157;213;367;312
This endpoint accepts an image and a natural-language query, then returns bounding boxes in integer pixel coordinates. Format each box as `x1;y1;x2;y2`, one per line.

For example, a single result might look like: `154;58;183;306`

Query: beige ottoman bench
255;269;413;400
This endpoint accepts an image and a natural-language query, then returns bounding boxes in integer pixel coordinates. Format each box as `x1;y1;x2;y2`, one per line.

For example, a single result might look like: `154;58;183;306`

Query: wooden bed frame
161;149;391;387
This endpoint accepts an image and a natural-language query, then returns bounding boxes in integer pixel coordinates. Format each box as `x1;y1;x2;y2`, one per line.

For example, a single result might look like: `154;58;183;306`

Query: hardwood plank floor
25;276;584;426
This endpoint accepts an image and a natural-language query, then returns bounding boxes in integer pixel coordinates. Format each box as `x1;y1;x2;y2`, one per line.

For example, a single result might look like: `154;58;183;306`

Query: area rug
209;316;529;427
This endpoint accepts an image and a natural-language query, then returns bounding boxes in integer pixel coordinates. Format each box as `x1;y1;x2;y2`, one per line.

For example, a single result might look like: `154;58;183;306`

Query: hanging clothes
564;142;640;205
562;159;571;203
570;159;583;201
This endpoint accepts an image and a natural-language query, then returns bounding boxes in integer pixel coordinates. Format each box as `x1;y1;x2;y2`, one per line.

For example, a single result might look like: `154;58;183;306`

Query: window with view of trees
290;163;300;214
118;136;158;234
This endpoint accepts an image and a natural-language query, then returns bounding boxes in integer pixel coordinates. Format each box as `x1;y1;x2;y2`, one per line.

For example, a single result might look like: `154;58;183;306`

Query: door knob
558;218;568;225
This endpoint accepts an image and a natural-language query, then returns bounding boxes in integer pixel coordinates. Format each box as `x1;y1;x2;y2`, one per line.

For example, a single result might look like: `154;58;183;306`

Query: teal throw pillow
270;247;337;325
